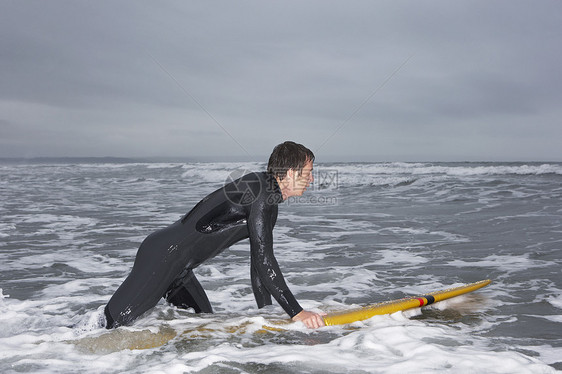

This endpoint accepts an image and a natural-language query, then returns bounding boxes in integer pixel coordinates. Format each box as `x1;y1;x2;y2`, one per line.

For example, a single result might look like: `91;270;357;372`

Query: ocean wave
320;162;562;187
180;162;266;184
327;162;562;176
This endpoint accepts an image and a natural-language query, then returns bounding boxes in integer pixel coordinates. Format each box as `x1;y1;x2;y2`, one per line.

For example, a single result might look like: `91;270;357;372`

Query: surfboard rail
322;279;491;326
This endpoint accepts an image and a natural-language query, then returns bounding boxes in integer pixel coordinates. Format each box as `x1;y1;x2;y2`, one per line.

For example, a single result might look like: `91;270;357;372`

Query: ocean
0;161;560;373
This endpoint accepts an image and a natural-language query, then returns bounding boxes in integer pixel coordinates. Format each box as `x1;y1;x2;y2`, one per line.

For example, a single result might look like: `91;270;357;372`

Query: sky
1;1;561;162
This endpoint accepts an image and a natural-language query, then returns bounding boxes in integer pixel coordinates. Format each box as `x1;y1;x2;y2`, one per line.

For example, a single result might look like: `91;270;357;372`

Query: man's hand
292;310;326;329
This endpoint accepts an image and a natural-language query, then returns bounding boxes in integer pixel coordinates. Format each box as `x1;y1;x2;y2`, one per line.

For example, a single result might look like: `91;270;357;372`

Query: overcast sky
1;1;561;162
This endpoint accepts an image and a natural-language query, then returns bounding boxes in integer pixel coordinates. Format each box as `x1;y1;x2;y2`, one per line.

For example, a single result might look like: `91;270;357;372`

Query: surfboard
323;279;492;326
73;279;491;351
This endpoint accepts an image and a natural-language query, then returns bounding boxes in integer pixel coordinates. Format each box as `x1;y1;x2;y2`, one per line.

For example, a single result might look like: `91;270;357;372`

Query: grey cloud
1;1;561;160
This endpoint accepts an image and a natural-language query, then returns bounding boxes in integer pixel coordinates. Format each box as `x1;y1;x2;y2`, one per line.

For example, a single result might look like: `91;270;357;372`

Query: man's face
291;160;314;196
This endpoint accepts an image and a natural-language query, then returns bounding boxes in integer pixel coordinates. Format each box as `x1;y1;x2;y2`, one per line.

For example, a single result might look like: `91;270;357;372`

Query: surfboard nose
322;279;492;326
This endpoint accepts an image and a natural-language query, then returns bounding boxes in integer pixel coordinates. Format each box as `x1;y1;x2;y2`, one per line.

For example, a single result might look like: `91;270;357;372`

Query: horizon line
0;156;560;164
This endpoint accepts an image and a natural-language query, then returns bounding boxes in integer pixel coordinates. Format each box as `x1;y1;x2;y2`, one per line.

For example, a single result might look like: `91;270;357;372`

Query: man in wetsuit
104;141;325;329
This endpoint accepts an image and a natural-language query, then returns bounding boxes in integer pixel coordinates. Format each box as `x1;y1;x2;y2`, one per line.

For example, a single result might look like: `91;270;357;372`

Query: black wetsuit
104;171;303;328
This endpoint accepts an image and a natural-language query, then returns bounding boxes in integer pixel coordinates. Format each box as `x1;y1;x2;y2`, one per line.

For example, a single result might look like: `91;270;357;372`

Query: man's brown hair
267;141;315;181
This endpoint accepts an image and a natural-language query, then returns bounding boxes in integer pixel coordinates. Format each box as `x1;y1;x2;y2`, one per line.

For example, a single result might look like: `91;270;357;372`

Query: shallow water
1;161;561;373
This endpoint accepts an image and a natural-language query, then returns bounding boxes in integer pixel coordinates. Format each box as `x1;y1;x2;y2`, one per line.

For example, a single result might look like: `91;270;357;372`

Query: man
104;141;325;329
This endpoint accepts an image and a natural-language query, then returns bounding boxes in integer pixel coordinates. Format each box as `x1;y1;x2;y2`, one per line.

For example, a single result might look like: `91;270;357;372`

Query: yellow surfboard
323;279;491;326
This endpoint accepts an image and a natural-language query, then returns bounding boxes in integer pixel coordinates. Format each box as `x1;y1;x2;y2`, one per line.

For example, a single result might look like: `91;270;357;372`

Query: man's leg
164;269;213;313
105;224;189;328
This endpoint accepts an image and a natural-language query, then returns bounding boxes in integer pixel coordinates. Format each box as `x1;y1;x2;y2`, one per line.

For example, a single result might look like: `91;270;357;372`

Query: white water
1;161;560;373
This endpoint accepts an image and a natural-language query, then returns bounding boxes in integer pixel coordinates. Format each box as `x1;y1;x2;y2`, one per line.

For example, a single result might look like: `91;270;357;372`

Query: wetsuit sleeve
251;262;272;308
247;200;303;318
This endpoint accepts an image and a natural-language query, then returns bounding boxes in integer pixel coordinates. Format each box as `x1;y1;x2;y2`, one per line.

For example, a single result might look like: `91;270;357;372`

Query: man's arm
250;262;272;308
248;200;303;317
247;187;325;328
